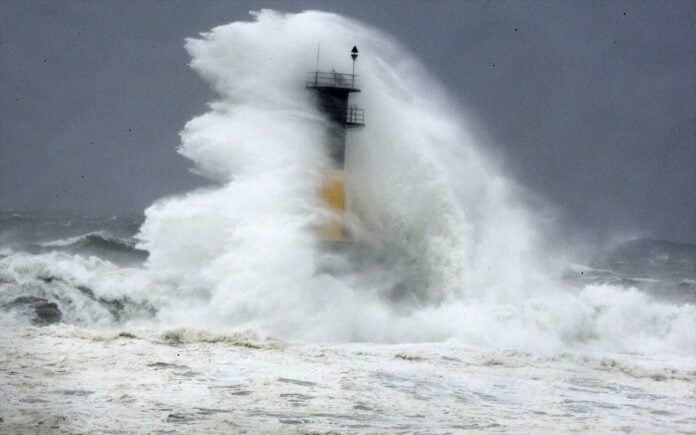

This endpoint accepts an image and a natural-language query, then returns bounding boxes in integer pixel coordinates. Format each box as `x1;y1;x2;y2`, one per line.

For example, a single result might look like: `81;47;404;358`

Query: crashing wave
0;11;693;356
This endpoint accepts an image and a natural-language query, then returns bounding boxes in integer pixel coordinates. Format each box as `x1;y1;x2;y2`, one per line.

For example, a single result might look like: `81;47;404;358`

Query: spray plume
126;10;695;352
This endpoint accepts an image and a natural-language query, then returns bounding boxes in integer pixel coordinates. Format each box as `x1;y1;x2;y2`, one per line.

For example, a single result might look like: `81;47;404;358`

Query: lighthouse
307;46;364;242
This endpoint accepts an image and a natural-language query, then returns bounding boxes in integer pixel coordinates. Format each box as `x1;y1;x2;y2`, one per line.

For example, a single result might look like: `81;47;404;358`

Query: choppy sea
1;212;694;433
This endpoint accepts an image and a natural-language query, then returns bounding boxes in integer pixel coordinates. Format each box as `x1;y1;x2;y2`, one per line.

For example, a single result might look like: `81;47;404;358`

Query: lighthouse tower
307;46;364;241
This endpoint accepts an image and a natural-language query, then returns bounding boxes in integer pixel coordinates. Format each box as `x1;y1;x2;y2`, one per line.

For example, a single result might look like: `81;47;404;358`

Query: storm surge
2;11;693;354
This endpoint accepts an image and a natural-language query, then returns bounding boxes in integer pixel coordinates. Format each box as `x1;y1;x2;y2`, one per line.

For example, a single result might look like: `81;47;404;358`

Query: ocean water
1;10;694;433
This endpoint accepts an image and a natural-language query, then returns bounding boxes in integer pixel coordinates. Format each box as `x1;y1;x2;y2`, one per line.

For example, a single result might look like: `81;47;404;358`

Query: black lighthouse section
306;71;364;168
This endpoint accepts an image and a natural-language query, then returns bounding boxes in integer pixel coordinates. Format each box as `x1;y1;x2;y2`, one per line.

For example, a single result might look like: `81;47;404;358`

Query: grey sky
1;0;694;243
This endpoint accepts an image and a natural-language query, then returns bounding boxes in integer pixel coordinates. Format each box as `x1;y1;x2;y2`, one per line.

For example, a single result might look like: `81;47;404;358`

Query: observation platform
306;71;361;93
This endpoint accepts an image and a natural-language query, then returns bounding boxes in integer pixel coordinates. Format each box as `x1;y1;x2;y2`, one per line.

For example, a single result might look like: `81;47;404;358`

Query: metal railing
306;71;359;90
346;106;364;125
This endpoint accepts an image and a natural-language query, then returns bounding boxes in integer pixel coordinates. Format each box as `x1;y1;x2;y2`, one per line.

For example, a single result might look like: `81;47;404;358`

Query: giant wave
0;11;694;356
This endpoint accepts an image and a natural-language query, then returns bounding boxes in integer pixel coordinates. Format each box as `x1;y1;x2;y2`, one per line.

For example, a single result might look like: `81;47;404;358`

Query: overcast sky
1;1;694;243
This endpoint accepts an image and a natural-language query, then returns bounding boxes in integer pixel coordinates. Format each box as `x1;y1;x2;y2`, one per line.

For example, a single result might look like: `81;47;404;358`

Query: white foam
131;10;695;352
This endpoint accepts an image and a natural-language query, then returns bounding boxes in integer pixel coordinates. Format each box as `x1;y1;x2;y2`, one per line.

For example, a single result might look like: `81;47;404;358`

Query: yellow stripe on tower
319;169;345;241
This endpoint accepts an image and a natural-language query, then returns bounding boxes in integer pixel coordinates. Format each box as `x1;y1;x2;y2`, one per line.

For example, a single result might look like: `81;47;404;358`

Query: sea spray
1;10;693;353
133;9;490;339
132;10;696;351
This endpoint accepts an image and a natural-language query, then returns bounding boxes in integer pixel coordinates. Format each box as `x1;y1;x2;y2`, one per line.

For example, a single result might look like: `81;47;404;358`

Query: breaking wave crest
37;232;148;264
40;232;135;251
